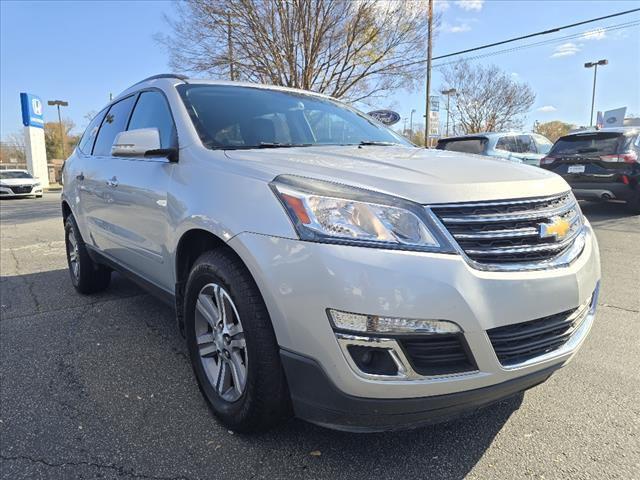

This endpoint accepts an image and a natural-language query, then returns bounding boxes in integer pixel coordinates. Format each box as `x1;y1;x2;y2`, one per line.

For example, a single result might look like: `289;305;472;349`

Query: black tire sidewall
184;258;254;423
64;217;82;289
184;250;287;431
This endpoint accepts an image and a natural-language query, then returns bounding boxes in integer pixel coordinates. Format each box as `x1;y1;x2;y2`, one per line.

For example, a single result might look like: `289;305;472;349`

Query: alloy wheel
67;228;80;280
195;283;248;402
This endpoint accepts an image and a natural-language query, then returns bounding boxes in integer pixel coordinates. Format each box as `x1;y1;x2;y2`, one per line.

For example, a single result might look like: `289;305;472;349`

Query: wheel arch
174;228;253;336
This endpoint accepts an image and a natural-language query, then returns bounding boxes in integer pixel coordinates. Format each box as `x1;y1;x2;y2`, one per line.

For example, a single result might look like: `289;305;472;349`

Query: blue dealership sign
20;92;45;128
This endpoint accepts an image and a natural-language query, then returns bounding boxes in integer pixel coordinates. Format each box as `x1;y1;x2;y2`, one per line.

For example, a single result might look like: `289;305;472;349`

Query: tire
184;249;290;432
64;215;111;294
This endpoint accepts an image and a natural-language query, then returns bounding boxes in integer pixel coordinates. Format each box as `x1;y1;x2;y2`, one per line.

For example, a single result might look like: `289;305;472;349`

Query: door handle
106;177;119;188
76;173;85;181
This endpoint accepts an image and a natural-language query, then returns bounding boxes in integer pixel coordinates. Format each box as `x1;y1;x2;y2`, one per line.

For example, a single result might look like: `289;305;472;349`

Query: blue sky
1;0;638;140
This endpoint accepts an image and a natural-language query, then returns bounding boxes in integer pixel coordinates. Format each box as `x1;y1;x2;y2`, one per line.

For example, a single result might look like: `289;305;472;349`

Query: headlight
33;182;41;187
270;175;452;252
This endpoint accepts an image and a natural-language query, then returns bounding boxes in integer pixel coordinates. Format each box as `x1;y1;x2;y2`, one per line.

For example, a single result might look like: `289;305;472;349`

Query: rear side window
549;132;625;156
495;136;517;152
93;96;137;157
516;135;536;154
128;91;177;149
78;110;106;155
437;138;486;154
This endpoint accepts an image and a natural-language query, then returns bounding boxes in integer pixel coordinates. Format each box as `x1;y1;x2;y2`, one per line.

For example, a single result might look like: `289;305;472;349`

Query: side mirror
112;128;178;162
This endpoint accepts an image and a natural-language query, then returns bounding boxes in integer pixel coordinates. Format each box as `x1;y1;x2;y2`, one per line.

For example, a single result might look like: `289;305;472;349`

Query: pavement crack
0;293;148;322
0;454;195;480
598;303;639;314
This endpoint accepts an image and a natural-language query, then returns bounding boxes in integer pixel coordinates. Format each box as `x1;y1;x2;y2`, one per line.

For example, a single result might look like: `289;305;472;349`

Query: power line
433;20;640;68
433;8;640;61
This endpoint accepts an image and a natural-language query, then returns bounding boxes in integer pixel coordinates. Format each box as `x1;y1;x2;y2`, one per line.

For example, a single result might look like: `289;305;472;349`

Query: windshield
177;84;410;150
436;138;487;154
549;132;626;156
0;171;32;179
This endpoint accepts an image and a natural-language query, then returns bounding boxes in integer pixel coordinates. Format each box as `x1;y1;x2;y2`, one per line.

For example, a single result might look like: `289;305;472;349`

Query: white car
61;75;601;432
0;169;44;198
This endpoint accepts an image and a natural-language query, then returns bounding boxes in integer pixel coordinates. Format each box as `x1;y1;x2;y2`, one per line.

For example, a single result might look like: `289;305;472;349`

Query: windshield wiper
256;142;313;149
358;140;400;147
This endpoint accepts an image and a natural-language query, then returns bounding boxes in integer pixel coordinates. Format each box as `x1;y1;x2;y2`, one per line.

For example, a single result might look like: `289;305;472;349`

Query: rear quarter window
437;138;487;154
78;109;107;155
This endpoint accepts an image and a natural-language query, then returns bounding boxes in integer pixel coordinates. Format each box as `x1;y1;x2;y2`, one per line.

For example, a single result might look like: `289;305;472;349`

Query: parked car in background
540;127;640;213
0;169;43;198
436;132;553;167
61;74;600;433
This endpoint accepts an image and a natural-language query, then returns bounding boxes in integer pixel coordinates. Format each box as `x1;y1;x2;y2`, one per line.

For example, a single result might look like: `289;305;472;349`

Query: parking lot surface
1;193;638;480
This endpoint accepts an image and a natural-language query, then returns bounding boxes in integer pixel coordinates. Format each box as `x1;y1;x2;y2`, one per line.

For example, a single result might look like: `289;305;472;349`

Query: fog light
328;309;461;334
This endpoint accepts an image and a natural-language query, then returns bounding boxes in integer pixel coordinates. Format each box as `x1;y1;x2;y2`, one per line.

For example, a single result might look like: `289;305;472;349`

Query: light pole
584;59;607;127
424;0;434;148
47;100;69;158
441;88;457;137
409;109;416;135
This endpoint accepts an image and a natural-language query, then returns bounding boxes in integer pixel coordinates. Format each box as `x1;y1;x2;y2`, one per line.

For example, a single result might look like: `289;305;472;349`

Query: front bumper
0;185;42;197
229;222;600;427
281;349;561;432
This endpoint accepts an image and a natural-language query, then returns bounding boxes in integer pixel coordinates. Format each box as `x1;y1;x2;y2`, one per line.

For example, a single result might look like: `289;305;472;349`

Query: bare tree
440;61;536;134
157;0;429;102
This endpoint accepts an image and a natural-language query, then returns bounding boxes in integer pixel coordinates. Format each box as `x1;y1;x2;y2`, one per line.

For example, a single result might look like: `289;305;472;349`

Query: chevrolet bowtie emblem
539;216;570;240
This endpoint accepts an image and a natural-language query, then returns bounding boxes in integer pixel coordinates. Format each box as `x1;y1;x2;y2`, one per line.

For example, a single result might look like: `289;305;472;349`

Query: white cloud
435;0;451;11
443;22;471;33
537;105;557;113
455;0;484;11
550;42;581;58
582;27;606;41
511;72;519;78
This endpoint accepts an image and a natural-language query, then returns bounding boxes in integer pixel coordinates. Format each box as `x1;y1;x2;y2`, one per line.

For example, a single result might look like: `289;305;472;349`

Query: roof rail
132;73;189;87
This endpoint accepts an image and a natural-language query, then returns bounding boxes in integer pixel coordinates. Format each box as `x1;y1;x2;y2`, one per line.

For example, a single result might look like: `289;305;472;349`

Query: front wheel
184;249;290;432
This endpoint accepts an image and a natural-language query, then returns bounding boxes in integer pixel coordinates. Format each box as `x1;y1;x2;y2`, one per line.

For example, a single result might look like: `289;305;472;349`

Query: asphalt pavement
1;193;638;480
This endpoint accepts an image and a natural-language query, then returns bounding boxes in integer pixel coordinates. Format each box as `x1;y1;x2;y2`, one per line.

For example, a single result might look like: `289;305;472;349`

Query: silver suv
62;74;601;432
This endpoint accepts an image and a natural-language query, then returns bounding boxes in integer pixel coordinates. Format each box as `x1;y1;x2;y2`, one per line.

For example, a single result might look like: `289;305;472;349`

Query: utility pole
441;88;456;137
424;0;433;148
403;118;408;135
47;100;69;159
227;13;235;81
584;59;608;127
410;109;416;135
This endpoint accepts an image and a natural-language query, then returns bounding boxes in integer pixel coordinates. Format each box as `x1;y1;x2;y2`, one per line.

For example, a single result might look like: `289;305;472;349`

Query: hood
224;145;568;204
0;177;39;186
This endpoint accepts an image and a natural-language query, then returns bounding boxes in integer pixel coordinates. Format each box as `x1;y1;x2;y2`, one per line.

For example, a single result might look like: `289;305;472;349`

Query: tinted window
549;132;626;156
495;136;517;152
93;96;136;157
128;91;176;148
436;138;486;154
78;110;106;154
177;84;409;149
516;135;536;153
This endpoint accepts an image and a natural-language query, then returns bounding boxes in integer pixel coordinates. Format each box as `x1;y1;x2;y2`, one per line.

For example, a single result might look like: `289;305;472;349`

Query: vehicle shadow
580;200;639;232
1;268;521;480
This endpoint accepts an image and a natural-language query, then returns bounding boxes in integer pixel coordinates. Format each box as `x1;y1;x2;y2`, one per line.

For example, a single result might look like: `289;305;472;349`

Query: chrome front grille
430;192;584;268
